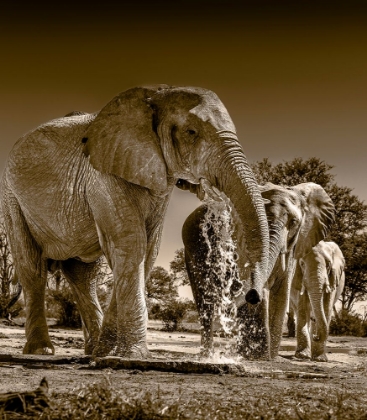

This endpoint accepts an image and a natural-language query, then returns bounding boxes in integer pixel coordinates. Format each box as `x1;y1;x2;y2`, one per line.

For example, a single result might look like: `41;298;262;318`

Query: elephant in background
290;241;345;361
183;182;335;359
2;85;270;358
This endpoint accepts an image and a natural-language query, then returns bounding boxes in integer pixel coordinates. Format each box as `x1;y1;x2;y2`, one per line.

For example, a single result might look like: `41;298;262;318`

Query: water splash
197;348;242;365
200;197;240;337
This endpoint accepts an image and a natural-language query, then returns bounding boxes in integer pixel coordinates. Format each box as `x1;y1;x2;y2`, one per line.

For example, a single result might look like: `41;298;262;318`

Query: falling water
200;196;240;341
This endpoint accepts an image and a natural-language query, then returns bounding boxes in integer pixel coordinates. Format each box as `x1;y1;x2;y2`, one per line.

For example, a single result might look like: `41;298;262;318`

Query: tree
146;266;179;305
339;233;367;311
170;248;190;286
252;157;367;311
0;219;22;320
251;157;335;188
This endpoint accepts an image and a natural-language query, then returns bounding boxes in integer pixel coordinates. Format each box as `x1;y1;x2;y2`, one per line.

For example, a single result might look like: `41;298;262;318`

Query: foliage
339;233;367;311
159;299;191;332
146;266;179;307
170;248;190;286
329;310;367;337
252;157;335;188
0;219;23;320
252;157;367;311
48;283;82;329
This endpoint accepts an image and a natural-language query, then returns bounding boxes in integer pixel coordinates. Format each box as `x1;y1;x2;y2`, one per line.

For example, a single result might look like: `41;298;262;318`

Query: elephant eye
187;129;197;136
289;218;298;228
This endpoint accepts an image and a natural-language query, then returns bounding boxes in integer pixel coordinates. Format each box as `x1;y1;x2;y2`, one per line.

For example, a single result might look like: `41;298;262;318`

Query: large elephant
1;85;269;358
290;241;345;361
183;182;335;359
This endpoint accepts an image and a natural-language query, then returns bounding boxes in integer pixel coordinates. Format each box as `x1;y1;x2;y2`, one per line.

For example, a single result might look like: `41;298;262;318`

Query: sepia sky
1;2;366;295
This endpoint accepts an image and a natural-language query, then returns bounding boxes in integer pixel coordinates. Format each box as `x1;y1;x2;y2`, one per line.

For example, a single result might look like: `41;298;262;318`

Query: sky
1;1;367;298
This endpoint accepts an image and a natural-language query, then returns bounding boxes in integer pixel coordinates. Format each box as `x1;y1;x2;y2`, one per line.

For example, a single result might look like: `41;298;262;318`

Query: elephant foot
93;326;117;357
84;339;98;355
119;347;152;359
110;344;151;359
312;353;328;362
237;344;271;360
271;355;288;362
294;350;311;360
93;343;114;358
94;342;151;359
23;340;55;355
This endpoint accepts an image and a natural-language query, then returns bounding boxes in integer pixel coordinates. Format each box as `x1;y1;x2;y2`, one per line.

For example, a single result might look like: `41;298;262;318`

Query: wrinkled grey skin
183;182;335;359
290;241;345;362
1;85;269;358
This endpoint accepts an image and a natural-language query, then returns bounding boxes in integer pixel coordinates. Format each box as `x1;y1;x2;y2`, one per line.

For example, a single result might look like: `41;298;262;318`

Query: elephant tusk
281;252;286;271
199;178;223;202
300;283;305;296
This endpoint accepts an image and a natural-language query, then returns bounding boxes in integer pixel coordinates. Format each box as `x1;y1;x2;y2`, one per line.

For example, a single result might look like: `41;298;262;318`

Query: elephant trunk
307;274;329;360
213;141;269;304
309;290;328;339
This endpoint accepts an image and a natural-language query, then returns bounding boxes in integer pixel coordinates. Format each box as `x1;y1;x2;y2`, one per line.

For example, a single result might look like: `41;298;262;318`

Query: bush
329;310;367;337
47;286;82;329
159;300;190;332
148;303;163;320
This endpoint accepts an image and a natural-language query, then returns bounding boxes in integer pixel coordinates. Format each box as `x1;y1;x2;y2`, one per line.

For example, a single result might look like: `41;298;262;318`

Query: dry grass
1;377;366;420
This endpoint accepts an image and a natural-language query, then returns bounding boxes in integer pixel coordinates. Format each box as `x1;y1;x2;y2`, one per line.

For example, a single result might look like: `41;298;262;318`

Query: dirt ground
1;320;367;416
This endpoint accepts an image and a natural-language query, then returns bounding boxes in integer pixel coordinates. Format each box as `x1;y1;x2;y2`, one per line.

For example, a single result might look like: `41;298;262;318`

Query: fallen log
0;354;91;365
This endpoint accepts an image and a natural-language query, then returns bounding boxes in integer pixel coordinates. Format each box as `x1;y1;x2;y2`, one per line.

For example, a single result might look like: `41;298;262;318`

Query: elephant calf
290;240;345;362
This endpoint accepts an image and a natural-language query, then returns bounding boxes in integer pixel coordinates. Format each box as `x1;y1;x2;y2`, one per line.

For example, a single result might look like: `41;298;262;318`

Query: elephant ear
292;183;335;259
83;85;170;192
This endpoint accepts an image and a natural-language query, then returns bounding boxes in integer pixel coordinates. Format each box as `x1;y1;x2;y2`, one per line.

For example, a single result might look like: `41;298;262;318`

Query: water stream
200;196;240;352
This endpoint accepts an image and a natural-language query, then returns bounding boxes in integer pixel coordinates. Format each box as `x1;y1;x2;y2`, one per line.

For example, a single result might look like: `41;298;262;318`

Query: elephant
290;240;345;362
182;182;335;359
1;84;270;358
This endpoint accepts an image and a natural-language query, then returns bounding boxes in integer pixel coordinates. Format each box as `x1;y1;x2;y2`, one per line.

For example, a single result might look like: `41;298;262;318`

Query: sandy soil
1;320;367;414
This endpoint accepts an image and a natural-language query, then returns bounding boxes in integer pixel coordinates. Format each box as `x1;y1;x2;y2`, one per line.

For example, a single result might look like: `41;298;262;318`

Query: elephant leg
92;221;149;357
3;196;53;355
295;292;312;359
60;259;103;355
95;284;118;356
268;276;291;359
94;253;149;358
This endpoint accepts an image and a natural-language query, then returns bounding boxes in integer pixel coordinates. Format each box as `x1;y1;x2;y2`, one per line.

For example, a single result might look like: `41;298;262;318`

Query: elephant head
83;85;269;304
260;182;335;281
